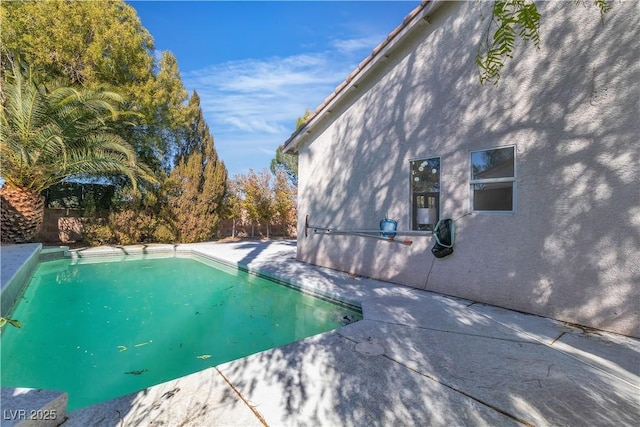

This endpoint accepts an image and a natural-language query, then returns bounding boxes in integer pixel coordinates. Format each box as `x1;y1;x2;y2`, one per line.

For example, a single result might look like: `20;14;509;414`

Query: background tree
0;59;155;243
223;169;297;239
164;91;227;243
272;170;297;237
140;51;189;171
1;0;189;174
270;109;309;187
0;1;154;86
221;180;244;239
1;0;235;246
270;145;298;187
235;169;274;238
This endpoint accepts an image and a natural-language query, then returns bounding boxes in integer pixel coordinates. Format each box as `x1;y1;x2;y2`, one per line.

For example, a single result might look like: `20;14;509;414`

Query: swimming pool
0;254;362;411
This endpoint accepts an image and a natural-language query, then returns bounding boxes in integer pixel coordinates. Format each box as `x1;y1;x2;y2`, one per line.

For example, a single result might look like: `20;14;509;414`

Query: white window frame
409;156;441;231
469;145;516;214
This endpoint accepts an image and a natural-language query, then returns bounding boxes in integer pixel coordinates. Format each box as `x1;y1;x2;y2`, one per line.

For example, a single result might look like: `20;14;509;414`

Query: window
410;157;440;230
470;146;515;212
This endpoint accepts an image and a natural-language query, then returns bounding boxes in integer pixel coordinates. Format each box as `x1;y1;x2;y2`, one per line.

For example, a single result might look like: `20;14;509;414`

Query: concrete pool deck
1;240;639;426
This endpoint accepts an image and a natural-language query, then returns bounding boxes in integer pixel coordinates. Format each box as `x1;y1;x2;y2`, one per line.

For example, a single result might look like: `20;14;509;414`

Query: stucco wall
295;1;640;336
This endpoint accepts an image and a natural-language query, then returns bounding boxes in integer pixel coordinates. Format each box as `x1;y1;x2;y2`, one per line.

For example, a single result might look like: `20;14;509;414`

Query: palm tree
0;59;156;243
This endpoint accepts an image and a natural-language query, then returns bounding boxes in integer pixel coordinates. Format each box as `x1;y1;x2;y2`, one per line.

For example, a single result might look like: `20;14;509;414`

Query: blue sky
128;1;421;178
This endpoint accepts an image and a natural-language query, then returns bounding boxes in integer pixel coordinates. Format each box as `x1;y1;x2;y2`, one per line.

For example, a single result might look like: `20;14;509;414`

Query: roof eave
282;0;442;154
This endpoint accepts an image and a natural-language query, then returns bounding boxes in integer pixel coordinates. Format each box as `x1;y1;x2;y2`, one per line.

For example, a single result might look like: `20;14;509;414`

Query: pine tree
165;91;227;243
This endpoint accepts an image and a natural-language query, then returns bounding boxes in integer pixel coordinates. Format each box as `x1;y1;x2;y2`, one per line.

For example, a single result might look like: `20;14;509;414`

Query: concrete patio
1;240;639;426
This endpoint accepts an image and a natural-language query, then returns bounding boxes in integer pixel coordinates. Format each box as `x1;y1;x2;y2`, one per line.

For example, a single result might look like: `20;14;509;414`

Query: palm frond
0;58;156;193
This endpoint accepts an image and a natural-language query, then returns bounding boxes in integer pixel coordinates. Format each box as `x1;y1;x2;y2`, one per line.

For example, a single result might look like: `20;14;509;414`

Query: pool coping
2;241;639;427
1;243;42;317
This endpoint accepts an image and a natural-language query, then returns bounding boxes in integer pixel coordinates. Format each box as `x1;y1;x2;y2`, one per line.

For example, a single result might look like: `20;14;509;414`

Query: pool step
39;247;70;262
0;387;67;426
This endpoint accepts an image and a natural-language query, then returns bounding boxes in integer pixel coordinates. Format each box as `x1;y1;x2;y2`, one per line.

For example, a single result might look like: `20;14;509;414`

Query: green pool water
0;255;361;411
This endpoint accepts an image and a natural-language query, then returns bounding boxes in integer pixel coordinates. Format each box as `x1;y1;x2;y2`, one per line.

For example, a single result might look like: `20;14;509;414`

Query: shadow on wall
298;1;639;336
496;2;639;334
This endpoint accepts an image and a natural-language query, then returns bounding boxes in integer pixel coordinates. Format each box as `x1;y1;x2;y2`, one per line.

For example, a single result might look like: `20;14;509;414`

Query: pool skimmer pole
304;215;432;246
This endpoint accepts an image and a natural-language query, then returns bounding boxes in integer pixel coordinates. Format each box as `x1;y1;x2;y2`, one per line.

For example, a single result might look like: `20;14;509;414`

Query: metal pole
313;228;431;236
305;215;431;237
313;229;413;245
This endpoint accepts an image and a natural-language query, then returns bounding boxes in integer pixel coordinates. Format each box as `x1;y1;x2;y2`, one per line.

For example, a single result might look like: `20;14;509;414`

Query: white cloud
182;37;385;177
331;35;385;55
223;116;287;135
184;53;346;133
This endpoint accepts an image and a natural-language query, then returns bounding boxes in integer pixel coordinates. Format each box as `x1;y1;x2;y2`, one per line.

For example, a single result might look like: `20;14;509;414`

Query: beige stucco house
282;1;640;337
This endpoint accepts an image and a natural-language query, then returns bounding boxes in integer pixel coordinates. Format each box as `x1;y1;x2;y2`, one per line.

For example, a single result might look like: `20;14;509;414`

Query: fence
35;211;297;245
